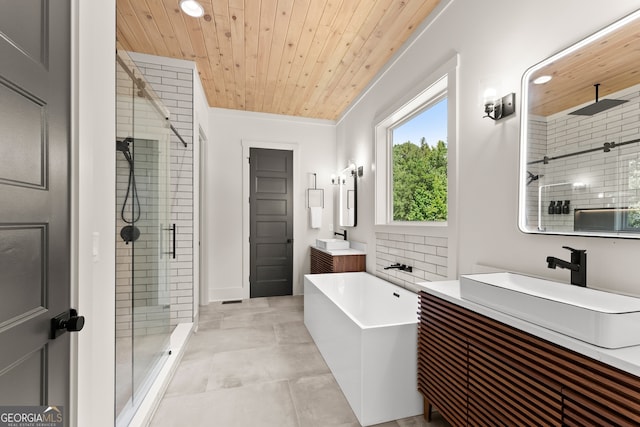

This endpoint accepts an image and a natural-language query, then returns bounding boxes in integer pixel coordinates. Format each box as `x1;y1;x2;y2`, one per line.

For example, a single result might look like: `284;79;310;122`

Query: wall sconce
344;162;364;178
331;163;363;184
484;92;516;121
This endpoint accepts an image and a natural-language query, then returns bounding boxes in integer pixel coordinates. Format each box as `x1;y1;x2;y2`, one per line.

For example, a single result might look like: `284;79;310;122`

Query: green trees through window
392;98;447;222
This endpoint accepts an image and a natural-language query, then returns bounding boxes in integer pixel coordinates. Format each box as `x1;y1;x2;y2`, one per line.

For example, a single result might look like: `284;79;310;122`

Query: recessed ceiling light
180;0;204;18
533;75;552;85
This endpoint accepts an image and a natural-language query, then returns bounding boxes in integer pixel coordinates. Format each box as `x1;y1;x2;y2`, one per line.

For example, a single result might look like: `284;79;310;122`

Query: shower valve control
50;308;85;339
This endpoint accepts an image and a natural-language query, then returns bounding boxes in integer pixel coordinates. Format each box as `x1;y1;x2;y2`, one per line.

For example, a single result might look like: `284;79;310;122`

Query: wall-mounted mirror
336;163;361;227
519;9;640;238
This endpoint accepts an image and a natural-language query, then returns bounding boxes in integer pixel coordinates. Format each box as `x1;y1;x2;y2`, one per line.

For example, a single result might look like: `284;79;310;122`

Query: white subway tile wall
115;140;172;338
115;59;194;339
375;232;448;292
526;119;547;229
135;60;195;329
528;86;640;232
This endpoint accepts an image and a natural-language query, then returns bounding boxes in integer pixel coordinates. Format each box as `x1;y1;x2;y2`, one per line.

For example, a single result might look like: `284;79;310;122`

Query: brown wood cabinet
310;246;365;274
418;291;640;426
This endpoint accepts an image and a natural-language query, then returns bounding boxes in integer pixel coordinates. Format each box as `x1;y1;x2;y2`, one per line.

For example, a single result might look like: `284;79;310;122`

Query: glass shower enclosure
115;51;173;426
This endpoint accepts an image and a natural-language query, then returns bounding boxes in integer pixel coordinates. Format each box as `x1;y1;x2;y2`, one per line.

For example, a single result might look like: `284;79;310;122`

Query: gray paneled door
0;0;72;412
250;148;293;298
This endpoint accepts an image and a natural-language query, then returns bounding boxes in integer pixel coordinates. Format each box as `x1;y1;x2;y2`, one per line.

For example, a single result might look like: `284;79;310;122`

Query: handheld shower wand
117;138;141;243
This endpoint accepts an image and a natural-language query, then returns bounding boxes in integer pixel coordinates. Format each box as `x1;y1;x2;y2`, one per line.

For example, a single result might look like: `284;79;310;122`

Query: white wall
74;0;115;426
337;0;640;295
206;108;336;300
194;64;209;314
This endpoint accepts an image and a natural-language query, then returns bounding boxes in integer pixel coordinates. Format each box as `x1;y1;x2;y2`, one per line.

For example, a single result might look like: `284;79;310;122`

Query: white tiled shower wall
116;58;173;338
114;58;194;338
134;59;194;328
527;85;640;232
375;232;448;292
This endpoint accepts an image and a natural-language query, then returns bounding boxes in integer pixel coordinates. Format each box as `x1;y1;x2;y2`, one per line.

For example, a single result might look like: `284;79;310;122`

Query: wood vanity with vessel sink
310;239;365;273
417;277;640;426
310;246;365;274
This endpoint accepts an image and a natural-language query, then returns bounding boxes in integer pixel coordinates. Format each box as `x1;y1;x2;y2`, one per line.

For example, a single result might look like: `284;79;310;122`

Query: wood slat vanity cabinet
310;246;365;274
418;291;640;427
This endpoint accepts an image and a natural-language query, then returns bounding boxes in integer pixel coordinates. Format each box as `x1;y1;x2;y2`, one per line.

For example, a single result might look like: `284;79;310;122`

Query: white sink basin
316;238;350;251
460;272;640;349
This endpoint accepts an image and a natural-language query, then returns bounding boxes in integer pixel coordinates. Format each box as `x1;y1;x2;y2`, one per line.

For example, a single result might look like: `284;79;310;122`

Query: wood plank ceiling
527;17;640;117
116;0;441;120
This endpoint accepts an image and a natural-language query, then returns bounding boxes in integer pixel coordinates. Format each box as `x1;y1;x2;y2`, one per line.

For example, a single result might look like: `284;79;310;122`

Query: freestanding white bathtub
303;272;422;426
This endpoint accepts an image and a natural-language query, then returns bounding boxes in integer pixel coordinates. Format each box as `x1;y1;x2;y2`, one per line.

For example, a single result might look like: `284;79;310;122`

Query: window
391;96;448;222
375;58;456;227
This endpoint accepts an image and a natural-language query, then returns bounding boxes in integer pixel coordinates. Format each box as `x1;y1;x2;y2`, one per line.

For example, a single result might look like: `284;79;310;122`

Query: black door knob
50;309;85;339
59;315;85;332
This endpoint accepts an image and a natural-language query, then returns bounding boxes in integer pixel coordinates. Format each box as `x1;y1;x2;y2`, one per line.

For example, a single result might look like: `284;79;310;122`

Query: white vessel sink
316;238;350;251
459;272;640;349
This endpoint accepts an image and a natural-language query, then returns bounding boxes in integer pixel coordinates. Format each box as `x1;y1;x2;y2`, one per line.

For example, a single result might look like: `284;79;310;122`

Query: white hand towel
309;206;323;229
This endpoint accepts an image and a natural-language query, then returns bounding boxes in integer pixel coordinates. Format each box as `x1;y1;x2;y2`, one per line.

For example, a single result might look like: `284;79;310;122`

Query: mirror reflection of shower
116;137;140;244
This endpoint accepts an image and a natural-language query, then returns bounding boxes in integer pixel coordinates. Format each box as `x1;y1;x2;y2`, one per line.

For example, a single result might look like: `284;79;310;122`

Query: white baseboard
209;287;246;302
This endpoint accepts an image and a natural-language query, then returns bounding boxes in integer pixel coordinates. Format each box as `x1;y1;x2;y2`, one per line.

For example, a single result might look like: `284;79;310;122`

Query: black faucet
334;229;347;240
384;263;413;273
546;246;587;287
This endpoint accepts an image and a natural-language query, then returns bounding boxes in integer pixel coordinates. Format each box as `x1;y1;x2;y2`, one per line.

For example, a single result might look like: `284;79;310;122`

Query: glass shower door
115;51;173;426
130;133;172;406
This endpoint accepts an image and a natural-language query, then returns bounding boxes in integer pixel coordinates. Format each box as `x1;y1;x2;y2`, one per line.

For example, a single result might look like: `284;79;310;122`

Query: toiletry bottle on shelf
548;201;555;214
562;200;570;214
554;201;562;214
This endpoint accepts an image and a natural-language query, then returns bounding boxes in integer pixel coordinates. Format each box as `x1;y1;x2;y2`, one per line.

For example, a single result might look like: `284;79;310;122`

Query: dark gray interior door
0;0;71;412
250;148;293;298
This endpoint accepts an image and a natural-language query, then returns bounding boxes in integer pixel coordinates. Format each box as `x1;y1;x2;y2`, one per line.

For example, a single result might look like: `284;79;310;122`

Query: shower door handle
162;223;176;259
171;223;176;259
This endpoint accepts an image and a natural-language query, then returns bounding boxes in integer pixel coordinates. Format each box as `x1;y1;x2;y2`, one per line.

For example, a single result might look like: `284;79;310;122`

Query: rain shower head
569;84;628;116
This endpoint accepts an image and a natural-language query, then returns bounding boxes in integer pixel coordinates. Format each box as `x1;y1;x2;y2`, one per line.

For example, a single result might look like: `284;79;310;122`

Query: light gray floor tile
151;380;298;427
266;343;330;379
205;346;274;390
196;317;222;330
288;373;359;427
396;412;449;427
267;295;303;308
220;307;303;329
182;325;276;361
151;295;451;427
163;357;211;397
206;343;329;391
274;321;313;344
211;298;270;312
198;309;224;321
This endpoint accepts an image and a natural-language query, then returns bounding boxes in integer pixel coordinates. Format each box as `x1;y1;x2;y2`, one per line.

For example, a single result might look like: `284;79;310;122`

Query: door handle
171;223;176;259
50;308;85;339
287;238;293;243
162;223;177;259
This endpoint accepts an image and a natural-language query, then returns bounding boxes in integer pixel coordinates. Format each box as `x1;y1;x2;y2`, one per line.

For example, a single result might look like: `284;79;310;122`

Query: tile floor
150;295;450;427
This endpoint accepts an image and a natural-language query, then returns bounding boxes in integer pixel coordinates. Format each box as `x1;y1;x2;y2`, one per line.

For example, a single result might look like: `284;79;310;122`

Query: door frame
73;1;117;426
198;125;208;309
242;140;299;300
